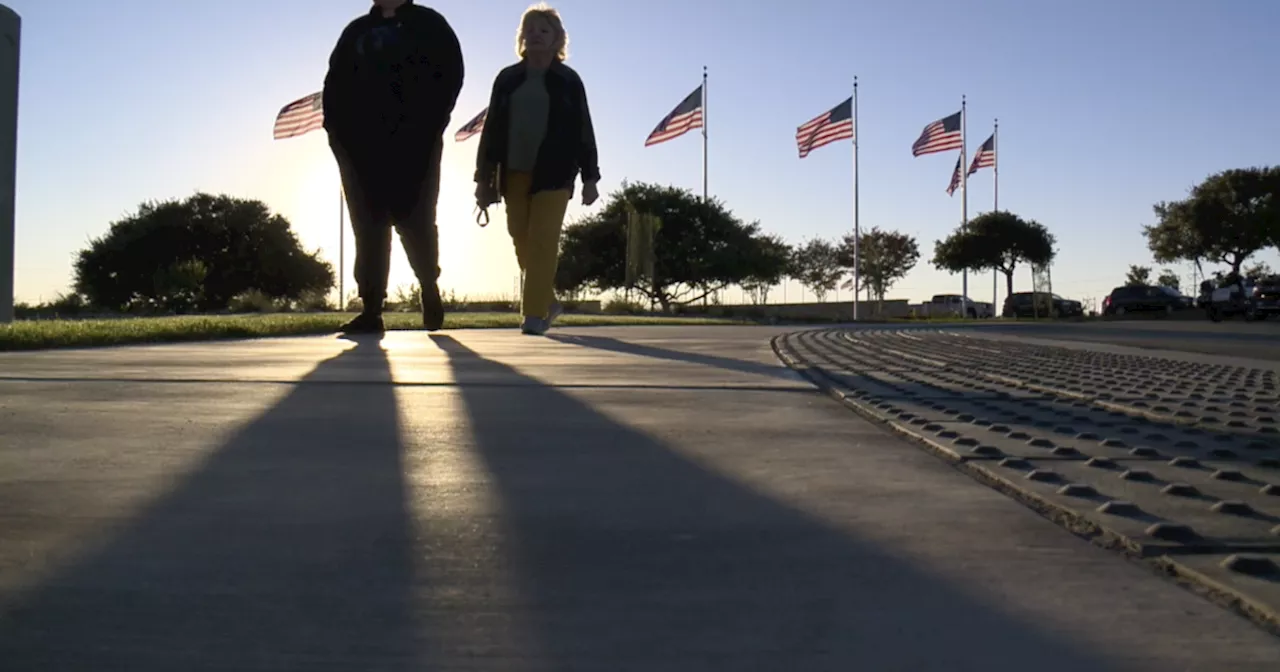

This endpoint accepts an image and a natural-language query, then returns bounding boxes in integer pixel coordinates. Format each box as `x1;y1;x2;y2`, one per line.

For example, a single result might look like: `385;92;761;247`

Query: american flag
273;92;324;140
946;154;963;196
645;84;703;146
454;107;487;142
796;97;853;159
967;133;995;176
911;110;962;156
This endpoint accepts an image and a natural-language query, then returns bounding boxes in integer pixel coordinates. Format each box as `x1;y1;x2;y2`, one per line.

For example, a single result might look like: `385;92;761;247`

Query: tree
1145;199;1207;278
554;182;787;311
74;193;333;312
739;233;792;305
1245;261;1274;282
932;211;1055;297
1144;167;1280;276
1155;268;1181;292
1126;265;1152;286
837;227;919;302
152;259;209;313
790;238;844;302
555;214;623;298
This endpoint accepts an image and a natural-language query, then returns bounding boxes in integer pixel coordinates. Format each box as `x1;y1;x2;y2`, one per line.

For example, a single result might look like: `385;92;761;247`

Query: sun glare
262;137;520;305
436;143;522;302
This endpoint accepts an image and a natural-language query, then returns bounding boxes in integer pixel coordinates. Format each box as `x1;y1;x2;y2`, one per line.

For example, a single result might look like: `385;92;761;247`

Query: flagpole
702;65;708;203
993;119;999;211
992;118;999;311
960;95;968;312
852;76;860;321
700;66;708;308
338;189;345;311
0;6;15;325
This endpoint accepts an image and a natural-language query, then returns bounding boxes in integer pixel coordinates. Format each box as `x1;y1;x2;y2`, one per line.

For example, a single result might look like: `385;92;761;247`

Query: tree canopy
838;227;920;302
739;233;792;305
1125;265;1152;286
1144;166;1280;275
931;210;1055;296
74;193;333;312
554;182;788;310
1246;261;1274;282
1155;268;1181;292
1145;199;1205;274
790;238;844;302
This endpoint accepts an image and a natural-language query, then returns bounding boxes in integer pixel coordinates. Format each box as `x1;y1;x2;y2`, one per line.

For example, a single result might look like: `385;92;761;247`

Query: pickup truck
912;294;995;319
1200;276;1280;322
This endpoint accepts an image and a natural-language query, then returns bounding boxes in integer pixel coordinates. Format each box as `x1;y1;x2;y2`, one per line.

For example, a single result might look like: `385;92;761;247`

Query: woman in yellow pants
473;3;601;335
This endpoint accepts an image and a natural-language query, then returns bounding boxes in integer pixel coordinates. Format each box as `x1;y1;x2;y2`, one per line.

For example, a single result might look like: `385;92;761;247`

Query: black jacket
474;61;600;201
322;2;464;176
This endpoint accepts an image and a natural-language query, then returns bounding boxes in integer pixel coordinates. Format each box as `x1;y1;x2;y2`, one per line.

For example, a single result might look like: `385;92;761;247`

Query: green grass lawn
0;311;744;352
0;309;1176;352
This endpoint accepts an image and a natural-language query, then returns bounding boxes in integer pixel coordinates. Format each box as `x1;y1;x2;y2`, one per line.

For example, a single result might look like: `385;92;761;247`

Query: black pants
333;139;443;312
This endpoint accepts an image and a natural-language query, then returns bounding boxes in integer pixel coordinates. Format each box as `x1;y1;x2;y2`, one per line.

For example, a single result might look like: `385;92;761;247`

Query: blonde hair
516;4;569;62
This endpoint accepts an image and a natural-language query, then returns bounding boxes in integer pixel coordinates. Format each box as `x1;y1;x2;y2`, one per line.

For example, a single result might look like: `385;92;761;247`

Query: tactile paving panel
777;328;1280;554
971;457;1280;551
839;329;1280;442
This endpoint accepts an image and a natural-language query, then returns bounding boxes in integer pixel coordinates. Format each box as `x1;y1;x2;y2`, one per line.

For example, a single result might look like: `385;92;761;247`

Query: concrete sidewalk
0;326;1276;670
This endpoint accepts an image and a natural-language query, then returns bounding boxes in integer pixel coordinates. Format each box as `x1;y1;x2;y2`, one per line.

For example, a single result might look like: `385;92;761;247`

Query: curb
1154;557;1280;638
770;334;1136;549
770;331;1280;638
772;345;971;464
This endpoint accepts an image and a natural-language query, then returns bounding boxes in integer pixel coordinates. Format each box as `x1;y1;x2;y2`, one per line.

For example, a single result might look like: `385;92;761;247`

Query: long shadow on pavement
0;336;425;670
431;334;1117;671
546;332;798;381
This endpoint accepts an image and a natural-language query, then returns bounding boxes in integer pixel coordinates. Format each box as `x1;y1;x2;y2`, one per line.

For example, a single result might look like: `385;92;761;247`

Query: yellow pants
504;171;571;319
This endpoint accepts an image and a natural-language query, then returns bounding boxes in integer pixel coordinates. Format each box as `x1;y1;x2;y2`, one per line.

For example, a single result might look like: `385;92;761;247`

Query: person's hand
582;180;599;206
475;179;499;207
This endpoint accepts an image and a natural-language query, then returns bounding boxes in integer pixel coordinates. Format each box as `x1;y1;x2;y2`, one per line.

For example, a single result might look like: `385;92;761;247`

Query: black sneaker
422;284;445;332
339;312;385;334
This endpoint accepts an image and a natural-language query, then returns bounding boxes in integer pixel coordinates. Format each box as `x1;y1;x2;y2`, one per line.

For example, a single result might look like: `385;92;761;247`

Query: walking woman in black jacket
474;4;601;336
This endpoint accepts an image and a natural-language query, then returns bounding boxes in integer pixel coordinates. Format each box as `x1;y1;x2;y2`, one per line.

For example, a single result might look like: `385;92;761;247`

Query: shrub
228;289;284;313
393;284;423;312
603;298;646;315
295;289;335;312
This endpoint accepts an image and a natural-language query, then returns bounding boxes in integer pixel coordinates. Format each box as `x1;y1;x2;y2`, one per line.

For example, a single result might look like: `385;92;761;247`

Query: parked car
1102;285;1187;316
911;294;995;319
1200;275;1280;321
1001;291;1084;318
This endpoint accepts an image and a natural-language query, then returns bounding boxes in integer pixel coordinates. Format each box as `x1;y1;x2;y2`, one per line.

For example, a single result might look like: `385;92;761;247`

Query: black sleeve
575;75;601;184
473;70;505;184
410;8;465;134
321;19;361;145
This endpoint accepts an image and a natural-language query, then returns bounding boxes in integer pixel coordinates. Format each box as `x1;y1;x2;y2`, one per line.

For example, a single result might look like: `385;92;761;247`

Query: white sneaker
547;301;564;327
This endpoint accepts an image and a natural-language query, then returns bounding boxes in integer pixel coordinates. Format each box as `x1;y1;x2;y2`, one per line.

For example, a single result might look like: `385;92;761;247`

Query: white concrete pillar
0;6;17;323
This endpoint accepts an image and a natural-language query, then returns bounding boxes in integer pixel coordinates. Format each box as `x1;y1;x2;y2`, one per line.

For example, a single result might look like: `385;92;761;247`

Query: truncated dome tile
777;328;1280;551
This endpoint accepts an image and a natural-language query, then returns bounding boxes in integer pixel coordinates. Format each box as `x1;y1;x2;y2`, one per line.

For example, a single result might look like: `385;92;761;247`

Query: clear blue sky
8;0;1280;307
